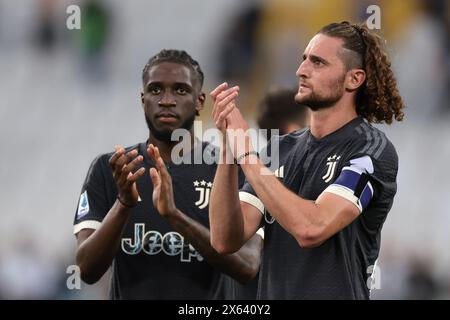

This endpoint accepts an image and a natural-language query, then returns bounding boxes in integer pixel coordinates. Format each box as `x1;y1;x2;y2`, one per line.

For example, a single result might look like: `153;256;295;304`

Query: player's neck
309;100;357;139
148;130;197;163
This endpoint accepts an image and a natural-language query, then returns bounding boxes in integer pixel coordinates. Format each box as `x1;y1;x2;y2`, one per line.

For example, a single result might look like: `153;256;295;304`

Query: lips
155;112;179;119
155;112;179;124
299;82;310;88
298;82;311;94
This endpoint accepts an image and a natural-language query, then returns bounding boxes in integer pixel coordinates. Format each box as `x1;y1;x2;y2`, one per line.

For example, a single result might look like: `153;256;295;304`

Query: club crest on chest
193;180;213;209
322;154;341;183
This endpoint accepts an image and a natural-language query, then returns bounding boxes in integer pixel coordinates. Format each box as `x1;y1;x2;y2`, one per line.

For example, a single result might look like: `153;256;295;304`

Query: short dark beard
145;112;196;142
301;91;342;111
297;74;345;111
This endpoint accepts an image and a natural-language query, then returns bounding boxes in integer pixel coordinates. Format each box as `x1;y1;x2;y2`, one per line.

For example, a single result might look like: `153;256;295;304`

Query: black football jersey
74;141;257;299
239;117;398;299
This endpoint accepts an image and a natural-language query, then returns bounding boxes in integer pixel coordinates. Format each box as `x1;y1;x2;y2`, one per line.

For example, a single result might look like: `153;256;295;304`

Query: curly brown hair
319;22;405;124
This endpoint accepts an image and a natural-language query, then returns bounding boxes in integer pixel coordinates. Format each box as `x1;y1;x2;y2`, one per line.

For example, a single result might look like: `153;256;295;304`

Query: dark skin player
75;61;262;285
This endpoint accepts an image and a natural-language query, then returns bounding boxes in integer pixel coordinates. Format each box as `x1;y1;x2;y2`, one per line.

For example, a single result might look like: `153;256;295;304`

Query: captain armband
323;156;374;213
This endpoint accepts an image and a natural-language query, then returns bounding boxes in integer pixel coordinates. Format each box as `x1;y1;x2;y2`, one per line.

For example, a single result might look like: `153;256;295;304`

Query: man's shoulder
270;127;309;146
351;121;397;161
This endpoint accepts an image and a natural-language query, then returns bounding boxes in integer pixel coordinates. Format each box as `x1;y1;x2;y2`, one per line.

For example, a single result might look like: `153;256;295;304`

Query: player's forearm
241;156;322;242
76;200;131;284
166;209;261;283
209;161;246;253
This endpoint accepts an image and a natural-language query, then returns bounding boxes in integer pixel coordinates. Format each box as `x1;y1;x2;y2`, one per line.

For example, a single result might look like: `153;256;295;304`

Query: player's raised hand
147;144;177;217
210;82;240;132
224;104;250;132
109;145;145;208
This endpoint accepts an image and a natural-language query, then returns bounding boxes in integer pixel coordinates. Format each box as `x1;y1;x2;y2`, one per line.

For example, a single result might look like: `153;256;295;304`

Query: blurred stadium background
0;0;449;299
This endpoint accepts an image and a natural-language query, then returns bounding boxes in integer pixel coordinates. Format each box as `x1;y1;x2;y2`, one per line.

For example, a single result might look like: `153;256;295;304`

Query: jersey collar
306;116;364;145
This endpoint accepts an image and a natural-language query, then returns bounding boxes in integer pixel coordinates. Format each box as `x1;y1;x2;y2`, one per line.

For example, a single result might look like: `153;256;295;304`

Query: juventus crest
322;154;341;183
193;180;212;209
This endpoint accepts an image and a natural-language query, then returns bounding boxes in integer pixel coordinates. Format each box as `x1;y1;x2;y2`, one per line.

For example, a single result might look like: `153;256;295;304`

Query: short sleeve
73;154;113;234
323;135;398;229
239;180;265;215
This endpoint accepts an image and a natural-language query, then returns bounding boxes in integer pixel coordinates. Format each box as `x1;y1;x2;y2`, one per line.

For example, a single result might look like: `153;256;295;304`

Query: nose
296;60;309;79
158;90;176;107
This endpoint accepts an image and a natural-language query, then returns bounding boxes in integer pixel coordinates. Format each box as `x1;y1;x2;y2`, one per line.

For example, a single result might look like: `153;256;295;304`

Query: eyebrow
303;53;329;65
146;81;193;89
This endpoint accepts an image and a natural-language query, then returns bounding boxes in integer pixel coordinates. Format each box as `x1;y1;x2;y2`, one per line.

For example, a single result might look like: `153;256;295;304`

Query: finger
147;144;158;163
124;149;139;164
212;90;239;120
115;150;139;184
122;155;143;176
152;146;165;171
214;91;239;121
147;144;156;160
115;149;138;173
212;86;229;119
126;167;146;184
109;145;125;168
120;155;144;185
111;150;128;182
113;154;129;183
153;147;172;182
147;145;167;181
215;102;234;130
210;82;228;100
149;167;161;188
216;103;236;126
212;86;239;119
216;86;239;102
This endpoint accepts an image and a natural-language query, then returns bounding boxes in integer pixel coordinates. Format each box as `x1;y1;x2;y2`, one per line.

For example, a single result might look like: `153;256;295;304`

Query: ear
140;92;145;109
195;92;206;116
345;69;366;91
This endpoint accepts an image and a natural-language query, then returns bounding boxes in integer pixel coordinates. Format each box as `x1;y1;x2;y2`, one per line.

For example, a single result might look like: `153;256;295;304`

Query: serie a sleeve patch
324;155;374;213
74;190;102;234
76;190;90;219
